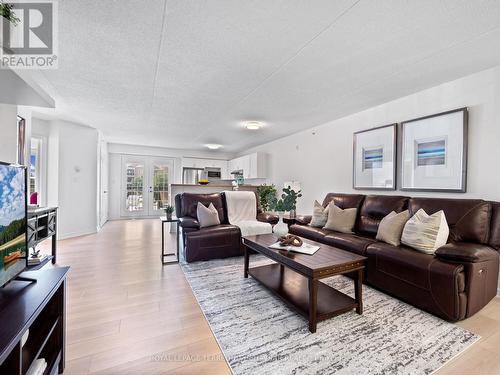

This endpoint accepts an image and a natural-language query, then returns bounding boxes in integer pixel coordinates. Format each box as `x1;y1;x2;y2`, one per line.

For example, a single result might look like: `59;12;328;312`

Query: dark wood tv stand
0;267;69;374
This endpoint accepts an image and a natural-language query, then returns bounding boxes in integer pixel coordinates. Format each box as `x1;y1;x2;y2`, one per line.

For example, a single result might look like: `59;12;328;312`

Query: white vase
273;212;289;237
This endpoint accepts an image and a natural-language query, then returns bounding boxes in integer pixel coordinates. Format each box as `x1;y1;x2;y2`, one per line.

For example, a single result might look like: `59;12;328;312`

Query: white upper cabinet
228;152;267;179
181;157;229;178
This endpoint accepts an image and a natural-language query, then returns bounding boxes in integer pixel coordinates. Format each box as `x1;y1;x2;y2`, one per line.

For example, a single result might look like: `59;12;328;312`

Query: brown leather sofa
175;192;278;262
290;193;500;321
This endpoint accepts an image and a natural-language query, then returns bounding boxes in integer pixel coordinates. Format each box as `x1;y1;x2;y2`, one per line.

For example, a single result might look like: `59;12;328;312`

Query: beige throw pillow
197;202;220;228
376;210;411;246
401;209;449;254
323;204;357;234
309;200;329;227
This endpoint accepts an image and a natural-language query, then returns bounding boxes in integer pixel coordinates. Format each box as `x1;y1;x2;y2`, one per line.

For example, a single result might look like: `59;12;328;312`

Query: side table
282;214;296;228
160;216;180;264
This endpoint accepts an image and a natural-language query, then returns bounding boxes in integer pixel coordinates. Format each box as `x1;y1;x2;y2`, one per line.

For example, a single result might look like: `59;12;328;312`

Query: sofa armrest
257;212;279;225
178;217;200;229
435;243;499;263
295;215;312;225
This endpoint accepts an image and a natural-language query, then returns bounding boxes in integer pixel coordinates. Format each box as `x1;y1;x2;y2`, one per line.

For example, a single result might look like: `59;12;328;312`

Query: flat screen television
0;162;27;287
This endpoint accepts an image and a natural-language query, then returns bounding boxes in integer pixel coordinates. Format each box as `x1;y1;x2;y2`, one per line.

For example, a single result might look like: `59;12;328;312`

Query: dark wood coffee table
242;233;367;333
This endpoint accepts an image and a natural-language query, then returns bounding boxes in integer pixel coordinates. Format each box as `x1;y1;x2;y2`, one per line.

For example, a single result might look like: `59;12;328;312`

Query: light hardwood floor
39;219;500;374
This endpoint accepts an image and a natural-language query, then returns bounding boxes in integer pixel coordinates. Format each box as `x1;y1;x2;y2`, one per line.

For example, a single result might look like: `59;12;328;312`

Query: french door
121;156;174;217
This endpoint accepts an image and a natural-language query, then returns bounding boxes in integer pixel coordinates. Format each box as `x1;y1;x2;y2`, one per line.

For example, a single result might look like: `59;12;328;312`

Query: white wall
243;66;500;212
32;119;99;239
108;143;234;220
242;66;500;293
0;104;19;164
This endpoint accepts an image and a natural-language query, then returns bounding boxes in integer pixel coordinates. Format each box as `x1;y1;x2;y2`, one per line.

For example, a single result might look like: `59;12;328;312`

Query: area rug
181;256;479;375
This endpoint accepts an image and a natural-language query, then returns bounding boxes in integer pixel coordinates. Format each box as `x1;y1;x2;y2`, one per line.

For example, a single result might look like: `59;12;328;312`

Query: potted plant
267;187;302;237
256;184;277;212
164;204;175;221
1;2;20;25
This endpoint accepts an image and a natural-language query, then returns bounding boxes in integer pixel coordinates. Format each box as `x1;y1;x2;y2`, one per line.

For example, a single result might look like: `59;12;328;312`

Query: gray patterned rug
181;255;479;375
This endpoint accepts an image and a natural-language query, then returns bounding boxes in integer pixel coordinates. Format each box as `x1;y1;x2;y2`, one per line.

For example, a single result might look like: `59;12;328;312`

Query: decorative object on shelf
198;179;209;185
278;234;303;247
353;124;397;190
0;2;20;25
400;108;468;192
256;184;277;212
163;204;175;220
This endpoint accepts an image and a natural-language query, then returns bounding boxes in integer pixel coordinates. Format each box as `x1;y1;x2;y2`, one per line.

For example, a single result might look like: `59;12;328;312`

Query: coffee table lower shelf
248;263;358;327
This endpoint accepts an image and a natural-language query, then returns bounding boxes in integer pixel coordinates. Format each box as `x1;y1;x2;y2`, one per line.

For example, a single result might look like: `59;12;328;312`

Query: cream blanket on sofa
224;191;272;237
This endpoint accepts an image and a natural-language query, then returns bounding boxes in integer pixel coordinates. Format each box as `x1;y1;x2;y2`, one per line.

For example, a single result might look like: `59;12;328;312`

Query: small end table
160;216;180;264
282;214;296;228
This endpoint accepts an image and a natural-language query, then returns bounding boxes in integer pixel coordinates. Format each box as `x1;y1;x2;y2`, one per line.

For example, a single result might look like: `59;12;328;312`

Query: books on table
28;254;49;266
269;241;320;255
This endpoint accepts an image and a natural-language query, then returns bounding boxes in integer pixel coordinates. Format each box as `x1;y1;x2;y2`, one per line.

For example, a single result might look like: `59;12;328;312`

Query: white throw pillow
323;204;357;234
197;202;220;228
376;210;411;246
401;209;449;254
309;200;329;227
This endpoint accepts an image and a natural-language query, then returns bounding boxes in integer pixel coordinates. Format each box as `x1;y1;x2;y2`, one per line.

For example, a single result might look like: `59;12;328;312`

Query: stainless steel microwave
204;167;221;180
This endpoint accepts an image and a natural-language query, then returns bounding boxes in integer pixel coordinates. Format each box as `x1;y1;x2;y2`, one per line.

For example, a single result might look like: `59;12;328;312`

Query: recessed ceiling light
245;121;263;130
205;144;222;150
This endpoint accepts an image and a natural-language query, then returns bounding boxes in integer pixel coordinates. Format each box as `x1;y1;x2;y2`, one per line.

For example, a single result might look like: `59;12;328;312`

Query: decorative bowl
198;180;209;185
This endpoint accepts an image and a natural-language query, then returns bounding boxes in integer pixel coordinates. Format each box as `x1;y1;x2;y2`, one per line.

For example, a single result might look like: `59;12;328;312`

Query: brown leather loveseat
290;193;500;321
175;192;278;262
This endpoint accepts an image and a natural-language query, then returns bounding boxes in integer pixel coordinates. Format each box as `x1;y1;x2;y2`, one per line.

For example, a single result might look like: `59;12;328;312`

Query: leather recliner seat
175;192;278;263
289;193;500;321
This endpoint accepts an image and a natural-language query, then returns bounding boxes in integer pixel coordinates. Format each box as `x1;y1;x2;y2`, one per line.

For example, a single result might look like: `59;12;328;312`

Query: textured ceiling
26;0;500;152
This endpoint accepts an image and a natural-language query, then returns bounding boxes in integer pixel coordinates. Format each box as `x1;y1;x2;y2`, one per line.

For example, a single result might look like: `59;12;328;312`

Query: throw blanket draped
224;191;272;237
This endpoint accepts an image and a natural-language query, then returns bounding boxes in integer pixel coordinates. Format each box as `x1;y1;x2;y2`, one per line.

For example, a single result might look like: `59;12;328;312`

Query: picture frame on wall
353;123;397;190
400;107;468;192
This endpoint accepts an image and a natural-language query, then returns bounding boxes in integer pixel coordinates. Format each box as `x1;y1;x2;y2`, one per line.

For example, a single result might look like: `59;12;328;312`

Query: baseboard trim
58;228;97;240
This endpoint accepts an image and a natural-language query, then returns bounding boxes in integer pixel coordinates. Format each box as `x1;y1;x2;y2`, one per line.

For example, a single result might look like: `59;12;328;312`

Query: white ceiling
26;0;500;152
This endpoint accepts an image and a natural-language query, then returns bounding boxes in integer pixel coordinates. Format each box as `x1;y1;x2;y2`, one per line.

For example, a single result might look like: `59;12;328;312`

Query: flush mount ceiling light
244;121;263;130
205;144;222;150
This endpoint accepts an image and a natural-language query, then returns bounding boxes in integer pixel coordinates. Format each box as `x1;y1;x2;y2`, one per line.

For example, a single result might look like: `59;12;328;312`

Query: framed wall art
400;108;468;192
353;124;397;190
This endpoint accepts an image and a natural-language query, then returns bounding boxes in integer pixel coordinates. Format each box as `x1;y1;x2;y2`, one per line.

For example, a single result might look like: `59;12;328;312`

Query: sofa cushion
184;224;242;262
358;195;409;237
323;233;376;255
289;224;332;242
366;241;466;321
322;193;365;210
408;198;491;244
178;193;226;223
376;210;410;246
310;200;329;227
366;242;442;290
401;209;449;254
197;202;221;228
323;204;357;233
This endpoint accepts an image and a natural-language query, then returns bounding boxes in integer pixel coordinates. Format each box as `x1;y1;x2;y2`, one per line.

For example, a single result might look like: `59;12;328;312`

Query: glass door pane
152;164;169;213
125;162;145;213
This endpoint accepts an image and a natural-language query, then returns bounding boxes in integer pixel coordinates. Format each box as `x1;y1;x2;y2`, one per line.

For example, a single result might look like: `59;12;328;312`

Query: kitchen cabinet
181;158;229;178
228;152;267;179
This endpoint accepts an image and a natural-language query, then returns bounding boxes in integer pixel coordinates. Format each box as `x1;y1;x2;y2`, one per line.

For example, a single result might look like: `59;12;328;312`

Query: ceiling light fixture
205;144;222;150
245;121;263;130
